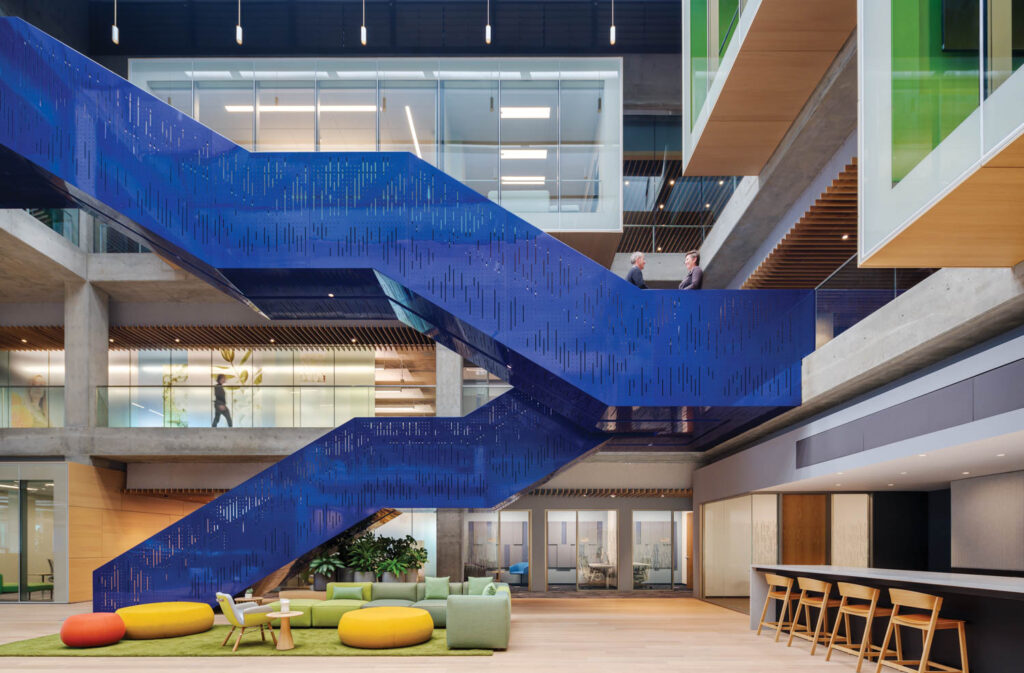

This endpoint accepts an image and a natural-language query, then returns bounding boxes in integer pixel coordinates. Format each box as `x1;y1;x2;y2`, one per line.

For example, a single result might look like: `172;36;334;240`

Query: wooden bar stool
874;588;968;673
787;576;842;655
756;573;799;642
825;582;901;672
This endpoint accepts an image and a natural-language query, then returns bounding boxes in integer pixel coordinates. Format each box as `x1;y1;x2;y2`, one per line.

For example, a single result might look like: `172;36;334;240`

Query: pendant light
111;0;119;44
609;0;616;45
485;0;492;44
236;0;243;45
361;0;367;45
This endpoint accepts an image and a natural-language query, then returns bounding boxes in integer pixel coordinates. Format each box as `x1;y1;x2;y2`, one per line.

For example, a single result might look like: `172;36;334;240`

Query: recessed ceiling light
837;472;844;475
351;338;358;343
174;338;181;343
269;338;276;343
656;247;662;252
624;180;630;186
900;471;907;475
718;179;724;185
658;204;664;210
834;483;842;487
962;471;970;475
660;494;665;498
704;203;710;208
109;338;114;343
20;338;27;343
918;454;927;457
997;453;1006;457
610;494;616;498
328;293;334;298
669;179;675;186
841;234;850;240
888;483;895;487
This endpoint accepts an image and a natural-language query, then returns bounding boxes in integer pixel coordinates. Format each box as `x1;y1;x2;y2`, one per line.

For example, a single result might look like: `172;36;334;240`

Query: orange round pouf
60;613;126;648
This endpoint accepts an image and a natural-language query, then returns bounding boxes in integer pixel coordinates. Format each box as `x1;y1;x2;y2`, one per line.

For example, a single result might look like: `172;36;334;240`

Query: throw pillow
331;585;364;601
424;576;450;600
483;582;498;596
467;575;493;596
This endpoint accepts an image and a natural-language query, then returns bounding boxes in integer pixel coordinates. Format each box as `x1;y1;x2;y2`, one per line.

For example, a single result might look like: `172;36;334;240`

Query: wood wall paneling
781;494;827;565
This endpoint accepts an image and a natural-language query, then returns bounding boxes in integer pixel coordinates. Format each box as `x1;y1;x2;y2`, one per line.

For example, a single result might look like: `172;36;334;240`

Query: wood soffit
743;159;858;289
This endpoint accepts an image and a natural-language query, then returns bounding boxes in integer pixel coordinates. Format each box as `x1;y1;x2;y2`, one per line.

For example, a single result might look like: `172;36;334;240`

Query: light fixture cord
238;0;241;25
487;0;490;23
611;0;614;25
363;0;366;24
114;0;117;24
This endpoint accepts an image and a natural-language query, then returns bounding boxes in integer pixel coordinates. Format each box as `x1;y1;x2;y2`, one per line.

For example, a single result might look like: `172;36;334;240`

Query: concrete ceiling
765;429;1024;493
0;228;80;302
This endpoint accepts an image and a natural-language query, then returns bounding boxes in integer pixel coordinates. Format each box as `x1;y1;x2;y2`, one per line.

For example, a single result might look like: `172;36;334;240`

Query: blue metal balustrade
0;17;815;608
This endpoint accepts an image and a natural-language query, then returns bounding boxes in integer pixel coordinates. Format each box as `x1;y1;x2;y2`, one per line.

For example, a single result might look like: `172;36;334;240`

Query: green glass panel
718;0;740;57
891;0;980;184
984;0;1024;97
690;0;709;130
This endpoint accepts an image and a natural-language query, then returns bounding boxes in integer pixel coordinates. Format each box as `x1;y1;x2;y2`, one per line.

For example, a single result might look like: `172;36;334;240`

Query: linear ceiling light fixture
236;0;243;45
226;104;377;112
485;0;492;44
111;0;119;44
500;148;548;159
501;175;546;185
499;106;550;119
405;105;423;159
609;0;616;45
361;0;367;45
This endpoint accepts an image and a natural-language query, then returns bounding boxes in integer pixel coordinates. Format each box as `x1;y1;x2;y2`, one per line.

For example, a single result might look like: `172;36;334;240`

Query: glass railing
461;383;513;415
97;385;436;428
814;255;935;347
0;386;65;428
93;220;151;253
26;208;79;246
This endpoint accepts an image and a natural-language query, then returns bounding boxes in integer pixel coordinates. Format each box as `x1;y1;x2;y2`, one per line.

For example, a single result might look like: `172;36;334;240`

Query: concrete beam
88;253;237;303
435;345;463;417
700;34;858;288
0;209;85;301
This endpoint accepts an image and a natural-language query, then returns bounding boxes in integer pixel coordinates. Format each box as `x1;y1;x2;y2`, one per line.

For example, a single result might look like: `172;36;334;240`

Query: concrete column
64;281;109;429
434;345;463;417
77;210;94;252
435;509;465;580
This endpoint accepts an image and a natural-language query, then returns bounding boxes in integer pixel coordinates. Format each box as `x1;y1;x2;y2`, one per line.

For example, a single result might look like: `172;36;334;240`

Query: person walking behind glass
626;251;648;288
212;374;233;427
678;250;703;290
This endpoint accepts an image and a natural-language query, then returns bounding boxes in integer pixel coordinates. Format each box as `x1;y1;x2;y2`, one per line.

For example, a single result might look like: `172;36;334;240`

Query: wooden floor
0;598;869;672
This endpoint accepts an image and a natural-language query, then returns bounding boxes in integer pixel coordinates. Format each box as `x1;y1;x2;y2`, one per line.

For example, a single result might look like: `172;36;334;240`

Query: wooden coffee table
266;611;303;651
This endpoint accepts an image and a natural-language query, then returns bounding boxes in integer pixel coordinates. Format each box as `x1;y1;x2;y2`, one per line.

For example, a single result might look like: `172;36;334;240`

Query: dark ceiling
85;0;681;57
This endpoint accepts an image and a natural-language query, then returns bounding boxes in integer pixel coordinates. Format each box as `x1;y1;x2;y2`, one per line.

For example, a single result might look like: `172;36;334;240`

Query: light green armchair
445;593;511;650
216;592;276;652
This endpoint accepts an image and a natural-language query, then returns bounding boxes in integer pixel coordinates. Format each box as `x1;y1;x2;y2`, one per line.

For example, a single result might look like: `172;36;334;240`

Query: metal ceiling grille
528;487;692;498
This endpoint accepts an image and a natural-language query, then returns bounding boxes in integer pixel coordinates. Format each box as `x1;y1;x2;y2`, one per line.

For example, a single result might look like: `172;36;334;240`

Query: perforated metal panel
0;18;817;609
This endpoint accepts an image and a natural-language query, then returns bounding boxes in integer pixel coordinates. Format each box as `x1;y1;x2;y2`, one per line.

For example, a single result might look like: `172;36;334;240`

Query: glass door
21;481;54;602
546;510;576;590
0;480;17;602
497;510;530;590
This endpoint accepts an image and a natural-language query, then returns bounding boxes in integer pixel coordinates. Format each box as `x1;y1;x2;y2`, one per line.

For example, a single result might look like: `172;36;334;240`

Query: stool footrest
878;660;964;673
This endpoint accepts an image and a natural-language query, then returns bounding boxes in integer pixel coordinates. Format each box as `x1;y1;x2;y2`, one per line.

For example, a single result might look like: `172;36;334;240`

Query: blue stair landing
0;17;816;609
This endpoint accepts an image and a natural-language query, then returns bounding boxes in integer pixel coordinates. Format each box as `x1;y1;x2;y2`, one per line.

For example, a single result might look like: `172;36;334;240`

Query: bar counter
749;564;1024;672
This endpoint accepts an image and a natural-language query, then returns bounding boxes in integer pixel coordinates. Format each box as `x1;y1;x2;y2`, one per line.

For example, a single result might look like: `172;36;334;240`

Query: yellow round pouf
115;601;215;640
338;607;434;649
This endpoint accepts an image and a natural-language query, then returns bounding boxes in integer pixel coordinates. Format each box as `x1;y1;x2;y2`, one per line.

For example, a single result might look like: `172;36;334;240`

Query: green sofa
265;580;512;648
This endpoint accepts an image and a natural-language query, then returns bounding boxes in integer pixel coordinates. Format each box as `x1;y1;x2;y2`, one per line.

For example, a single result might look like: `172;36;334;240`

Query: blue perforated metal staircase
0;18;814;609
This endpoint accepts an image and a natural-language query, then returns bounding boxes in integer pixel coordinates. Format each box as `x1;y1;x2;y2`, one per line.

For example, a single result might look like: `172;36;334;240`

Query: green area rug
0;626;491;657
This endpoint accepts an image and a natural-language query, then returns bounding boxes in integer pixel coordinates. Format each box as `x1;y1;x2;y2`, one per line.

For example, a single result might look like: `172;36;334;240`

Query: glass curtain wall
373;510;438;579
463;510;531;590
0;480;54;602
632;510;690;590
546;510;617;591
0;352;64;429
129;58;623;232
101;346;434;428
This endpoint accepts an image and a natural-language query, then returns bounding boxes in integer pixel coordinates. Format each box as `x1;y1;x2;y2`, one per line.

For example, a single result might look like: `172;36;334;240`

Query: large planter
403;570;419;583
338;567;355;582
313;573;329;591
381;571;401;583
353;570;375;583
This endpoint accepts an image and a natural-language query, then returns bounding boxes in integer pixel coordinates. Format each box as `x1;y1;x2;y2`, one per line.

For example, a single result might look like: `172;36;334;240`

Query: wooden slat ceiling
0;324;433;350
528;487;693;498
742;159;858;289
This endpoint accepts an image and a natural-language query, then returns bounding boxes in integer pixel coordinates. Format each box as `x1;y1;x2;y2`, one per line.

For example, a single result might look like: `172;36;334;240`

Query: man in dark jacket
626;251;648;288
679;250;703;290
212;373;233;427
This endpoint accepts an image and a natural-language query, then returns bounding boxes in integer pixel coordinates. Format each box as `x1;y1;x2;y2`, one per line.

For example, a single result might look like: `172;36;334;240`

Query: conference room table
750;564;1024;673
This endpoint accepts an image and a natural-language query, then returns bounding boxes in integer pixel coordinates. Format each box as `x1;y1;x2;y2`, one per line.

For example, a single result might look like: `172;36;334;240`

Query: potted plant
346;533;382;582
335;538;355;582
377;557;409;583
401;536;429;582
309;552;345;591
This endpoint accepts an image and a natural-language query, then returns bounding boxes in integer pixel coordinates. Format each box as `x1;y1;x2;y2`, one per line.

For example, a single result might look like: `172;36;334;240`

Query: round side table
266;611;303;651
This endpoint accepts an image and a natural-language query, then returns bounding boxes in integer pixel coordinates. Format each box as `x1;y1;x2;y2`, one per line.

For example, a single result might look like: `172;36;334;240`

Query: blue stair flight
0;18;814;609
